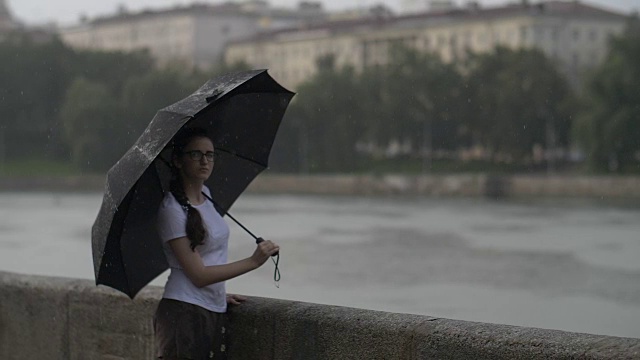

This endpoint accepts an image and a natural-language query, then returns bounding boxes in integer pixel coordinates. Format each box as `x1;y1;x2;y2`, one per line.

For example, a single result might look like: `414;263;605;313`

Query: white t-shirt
156;186;230;313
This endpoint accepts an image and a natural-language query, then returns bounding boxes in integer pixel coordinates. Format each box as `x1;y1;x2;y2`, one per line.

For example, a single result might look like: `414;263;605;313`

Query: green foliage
283;58;365;172
56;58;253;172
72;49;155;94
0;36;76;160
120;69;196;144
60;78;127;171
464;47;574;163
0;36;157;171
3;29;636;175
573;22;640;172
59;66;217;172
272;45;579;173
272;49;466;173
382;46;465;152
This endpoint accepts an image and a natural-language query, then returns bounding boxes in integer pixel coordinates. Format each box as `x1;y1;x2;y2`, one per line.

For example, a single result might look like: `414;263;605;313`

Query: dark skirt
154;298;228;360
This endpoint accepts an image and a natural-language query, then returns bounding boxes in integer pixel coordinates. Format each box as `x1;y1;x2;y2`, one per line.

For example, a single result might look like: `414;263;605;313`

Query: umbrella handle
257;236;281;285
200;192;280;281
256;237;279;257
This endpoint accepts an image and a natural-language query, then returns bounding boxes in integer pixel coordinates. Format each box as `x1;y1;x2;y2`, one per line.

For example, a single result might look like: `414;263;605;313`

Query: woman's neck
182;180;204;205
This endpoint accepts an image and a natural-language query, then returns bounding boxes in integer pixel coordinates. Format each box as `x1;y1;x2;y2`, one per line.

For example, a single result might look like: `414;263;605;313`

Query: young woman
154;127;279;360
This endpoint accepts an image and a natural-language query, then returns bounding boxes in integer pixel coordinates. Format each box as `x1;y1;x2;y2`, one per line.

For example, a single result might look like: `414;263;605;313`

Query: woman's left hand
226;293;247;305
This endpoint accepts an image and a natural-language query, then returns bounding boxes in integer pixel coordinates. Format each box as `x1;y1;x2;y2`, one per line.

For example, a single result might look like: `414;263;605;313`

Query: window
534;27;542;41
422;37;430;49
450;34;457;47
464;31;471;46
477;32;487;45
520;26;528;41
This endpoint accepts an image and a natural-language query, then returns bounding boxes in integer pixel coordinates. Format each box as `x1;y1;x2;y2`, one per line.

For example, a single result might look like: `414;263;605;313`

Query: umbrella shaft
201;191;262;241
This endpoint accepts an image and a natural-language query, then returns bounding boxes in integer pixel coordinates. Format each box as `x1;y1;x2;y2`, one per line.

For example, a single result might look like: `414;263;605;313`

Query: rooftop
77;1;325;27
229;0;628;44
0;0;20;31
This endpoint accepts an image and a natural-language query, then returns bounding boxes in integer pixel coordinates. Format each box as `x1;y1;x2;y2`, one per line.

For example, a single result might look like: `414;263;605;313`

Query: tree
71;48;155;95
0;36;157;167
464;47;574;164
0;35;77;161
60;78;127;171
120;69;196;145
283;56;366;172
381;46;465;163
573;19;640;172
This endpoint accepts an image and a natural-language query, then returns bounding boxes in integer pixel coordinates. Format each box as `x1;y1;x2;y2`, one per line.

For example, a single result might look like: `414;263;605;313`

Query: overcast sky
7;0;639;26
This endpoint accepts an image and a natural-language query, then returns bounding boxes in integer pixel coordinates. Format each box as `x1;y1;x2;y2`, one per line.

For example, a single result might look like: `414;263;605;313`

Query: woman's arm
168;236;279;288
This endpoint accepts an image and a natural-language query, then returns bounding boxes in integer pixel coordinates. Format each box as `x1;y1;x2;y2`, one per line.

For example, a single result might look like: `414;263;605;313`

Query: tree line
277;20;639;174
0;22;638;174
0;33;245;172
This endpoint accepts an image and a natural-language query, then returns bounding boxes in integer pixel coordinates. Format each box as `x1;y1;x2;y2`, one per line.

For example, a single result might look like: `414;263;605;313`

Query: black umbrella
91;69;295;298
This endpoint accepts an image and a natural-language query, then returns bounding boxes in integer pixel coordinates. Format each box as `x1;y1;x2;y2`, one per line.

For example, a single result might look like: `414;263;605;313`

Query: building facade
224;1;628;89
0;0;20;36
59;1;325;69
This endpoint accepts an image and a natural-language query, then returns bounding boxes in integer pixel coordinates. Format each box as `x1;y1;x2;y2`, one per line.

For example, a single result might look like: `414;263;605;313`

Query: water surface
1;191;639;338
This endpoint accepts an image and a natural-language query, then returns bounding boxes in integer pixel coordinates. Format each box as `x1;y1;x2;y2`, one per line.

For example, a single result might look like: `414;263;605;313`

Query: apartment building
59;1;325;69
224;1;628;89
0;1;58;44
0;0;20;34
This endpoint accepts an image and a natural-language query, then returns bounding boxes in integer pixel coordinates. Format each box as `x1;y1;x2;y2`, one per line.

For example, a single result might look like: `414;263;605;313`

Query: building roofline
70;1;323;28
228;0;628;45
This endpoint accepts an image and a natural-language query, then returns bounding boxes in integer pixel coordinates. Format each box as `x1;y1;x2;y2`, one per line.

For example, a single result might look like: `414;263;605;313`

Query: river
1;191;639;338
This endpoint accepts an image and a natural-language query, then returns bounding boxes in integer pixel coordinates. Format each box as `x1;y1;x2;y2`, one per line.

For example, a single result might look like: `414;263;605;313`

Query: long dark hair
170;127;211;251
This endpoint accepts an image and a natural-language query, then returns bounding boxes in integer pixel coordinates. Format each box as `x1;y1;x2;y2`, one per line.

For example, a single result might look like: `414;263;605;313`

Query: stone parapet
1;271;638;359
1;174;640;199
246;174;640;199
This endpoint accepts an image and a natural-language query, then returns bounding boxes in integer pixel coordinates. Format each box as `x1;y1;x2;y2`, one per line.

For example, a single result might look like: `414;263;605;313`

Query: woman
154;127;279;360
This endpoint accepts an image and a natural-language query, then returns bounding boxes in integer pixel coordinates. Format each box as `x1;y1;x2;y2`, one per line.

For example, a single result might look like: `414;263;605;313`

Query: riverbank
1;173;640;199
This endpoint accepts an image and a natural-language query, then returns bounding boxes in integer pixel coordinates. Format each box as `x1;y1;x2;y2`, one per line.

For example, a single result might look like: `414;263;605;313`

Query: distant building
58;1;326;69
0;0;21;37
328;4;396;22
401;0;457;14
0;0;55;43
224;0;628;89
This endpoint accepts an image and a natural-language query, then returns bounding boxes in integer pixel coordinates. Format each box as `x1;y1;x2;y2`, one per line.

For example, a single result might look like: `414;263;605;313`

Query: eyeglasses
183;150;215;162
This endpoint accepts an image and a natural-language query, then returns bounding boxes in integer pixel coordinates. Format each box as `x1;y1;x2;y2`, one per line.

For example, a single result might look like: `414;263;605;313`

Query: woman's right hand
251;239;280;268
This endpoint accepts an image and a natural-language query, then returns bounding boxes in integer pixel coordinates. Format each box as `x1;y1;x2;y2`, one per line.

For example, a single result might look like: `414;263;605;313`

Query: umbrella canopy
91;69;295;298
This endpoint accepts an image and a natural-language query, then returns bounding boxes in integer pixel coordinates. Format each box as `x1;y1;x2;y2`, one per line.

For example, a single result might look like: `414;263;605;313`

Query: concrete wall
246;174;640;199
1;271;639;360
1;174;640;199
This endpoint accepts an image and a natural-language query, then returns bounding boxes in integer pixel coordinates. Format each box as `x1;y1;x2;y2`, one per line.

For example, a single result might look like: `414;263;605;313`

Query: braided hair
170;127;211;251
